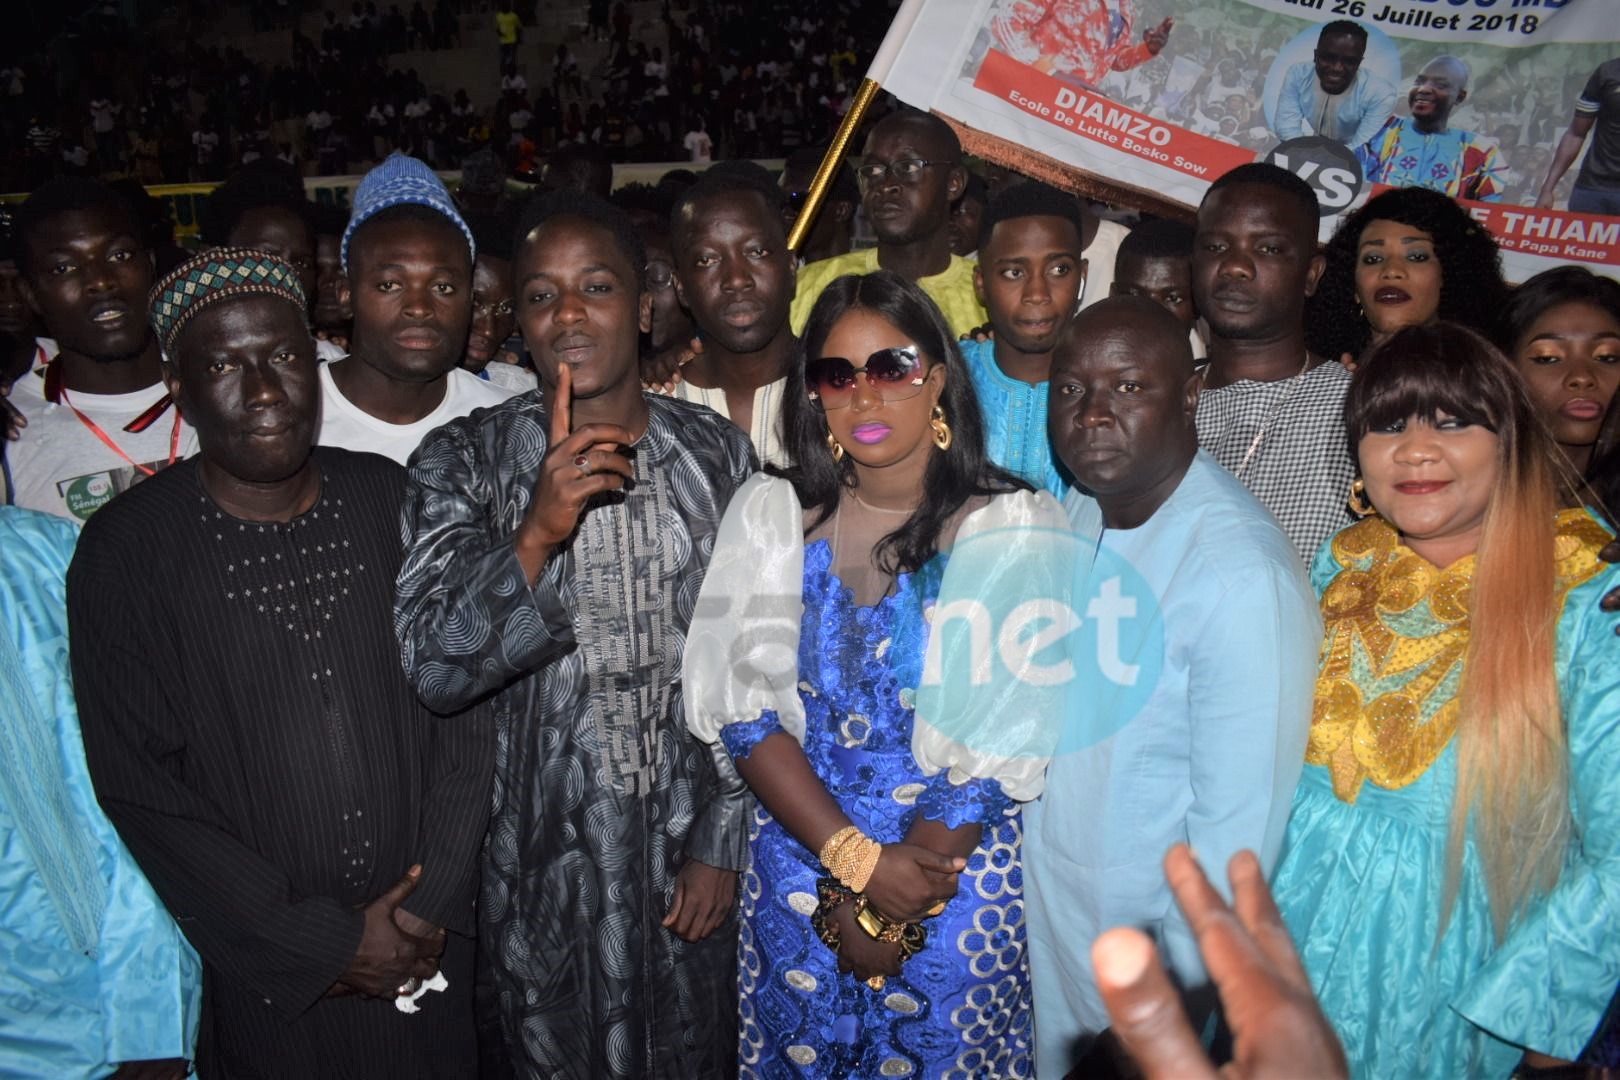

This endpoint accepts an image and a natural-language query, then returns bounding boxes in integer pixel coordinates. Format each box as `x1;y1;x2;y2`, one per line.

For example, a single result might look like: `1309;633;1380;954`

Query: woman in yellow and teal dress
1270;321;1620;1078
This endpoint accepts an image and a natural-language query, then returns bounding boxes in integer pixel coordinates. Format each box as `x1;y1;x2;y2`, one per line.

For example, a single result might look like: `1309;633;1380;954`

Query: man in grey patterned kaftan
395;190;755;1079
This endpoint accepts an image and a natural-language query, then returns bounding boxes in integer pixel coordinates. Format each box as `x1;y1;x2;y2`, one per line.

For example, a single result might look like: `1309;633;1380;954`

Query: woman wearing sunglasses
684;270;1070;1077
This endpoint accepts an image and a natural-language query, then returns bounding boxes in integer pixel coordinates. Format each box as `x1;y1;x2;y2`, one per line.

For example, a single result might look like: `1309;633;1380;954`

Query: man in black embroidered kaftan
71;249;488;1078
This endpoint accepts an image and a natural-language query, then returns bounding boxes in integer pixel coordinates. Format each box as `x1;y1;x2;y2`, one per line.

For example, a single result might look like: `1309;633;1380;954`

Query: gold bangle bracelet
818;826;861;867
848;839;881;893
854;903;887;940
820;826;882;893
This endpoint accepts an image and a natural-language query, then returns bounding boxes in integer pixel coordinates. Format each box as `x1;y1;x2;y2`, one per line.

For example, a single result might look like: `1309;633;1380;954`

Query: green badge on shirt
61;473;117;520
56;463;159;521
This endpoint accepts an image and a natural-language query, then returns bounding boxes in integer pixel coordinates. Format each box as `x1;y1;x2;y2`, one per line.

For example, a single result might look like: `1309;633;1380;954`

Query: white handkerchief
394;970;449;1014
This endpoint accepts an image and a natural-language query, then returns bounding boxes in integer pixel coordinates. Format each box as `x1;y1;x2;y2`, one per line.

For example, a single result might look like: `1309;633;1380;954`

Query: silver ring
399;977;421;995
573;453;592;476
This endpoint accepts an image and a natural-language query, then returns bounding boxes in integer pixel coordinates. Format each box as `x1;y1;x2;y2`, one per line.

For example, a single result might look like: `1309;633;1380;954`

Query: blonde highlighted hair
1347;322;1568;939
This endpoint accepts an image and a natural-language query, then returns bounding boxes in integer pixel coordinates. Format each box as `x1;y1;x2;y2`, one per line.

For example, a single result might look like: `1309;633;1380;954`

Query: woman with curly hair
1305;187;1507;367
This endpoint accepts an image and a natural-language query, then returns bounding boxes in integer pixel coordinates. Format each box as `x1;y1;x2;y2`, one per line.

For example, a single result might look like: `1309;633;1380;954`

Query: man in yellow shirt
790;109;987;337
495;1;521;71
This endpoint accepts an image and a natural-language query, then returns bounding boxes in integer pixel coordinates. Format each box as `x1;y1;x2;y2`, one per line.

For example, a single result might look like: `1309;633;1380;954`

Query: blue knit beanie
341;153;476;272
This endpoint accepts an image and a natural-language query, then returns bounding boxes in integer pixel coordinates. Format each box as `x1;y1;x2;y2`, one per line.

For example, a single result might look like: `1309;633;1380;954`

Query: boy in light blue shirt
962;180;1089;497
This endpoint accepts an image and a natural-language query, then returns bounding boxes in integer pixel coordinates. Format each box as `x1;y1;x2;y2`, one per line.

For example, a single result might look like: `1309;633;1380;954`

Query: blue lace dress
720;539;1034;1080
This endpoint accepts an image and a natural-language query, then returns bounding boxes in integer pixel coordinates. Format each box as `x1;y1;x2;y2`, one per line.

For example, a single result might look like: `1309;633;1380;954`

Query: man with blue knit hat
319;153;517;466
72;247;489;1078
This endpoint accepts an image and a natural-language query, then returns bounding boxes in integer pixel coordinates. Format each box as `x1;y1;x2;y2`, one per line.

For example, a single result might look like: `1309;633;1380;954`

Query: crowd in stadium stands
0;0;892;194
2;4;1620;1080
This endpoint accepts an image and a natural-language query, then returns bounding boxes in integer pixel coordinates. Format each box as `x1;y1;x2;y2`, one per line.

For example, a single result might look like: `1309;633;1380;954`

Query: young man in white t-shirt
683;121;713;164
319;154;516;466
7;178;197;520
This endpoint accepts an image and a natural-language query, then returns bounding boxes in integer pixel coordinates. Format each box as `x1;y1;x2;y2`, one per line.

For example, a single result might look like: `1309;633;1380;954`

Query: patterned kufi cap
341;152;476;272
149;246;307;356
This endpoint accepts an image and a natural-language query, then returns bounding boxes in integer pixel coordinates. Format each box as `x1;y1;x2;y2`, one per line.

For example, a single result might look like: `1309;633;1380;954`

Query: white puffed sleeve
683;473;808;745
911;489;1073;802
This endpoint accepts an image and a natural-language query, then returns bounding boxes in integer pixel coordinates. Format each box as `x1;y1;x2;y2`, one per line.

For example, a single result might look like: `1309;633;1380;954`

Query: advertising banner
878;0;1619;280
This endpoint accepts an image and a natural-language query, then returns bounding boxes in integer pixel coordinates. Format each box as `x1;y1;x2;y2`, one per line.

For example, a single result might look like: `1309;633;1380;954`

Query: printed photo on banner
1261;21;1403;156
883;0;1619;281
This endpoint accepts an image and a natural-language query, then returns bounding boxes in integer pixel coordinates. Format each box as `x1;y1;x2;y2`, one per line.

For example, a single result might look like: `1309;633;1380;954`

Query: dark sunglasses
805;346;928;409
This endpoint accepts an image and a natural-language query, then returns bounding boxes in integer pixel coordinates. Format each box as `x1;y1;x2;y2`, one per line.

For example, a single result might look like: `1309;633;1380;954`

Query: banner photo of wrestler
878;0;1619;282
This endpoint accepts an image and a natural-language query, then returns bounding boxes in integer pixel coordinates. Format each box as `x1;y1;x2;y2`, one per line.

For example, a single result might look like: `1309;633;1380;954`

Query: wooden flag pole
787;0;927;253
787;77;882;255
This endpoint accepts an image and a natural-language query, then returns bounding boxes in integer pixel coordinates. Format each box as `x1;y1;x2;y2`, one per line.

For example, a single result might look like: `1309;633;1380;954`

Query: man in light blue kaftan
1021;298;1320;1077
0;506;201;1077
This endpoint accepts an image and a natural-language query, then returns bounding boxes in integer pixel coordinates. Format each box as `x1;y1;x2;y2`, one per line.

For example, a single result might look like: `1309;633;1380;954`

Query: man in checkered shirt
1190;163;1355;566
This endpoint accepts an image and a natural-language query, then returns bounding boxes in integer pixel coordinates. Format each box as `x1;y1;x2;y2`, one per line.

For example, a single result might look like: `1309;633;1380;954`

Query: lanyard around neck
43;357;181;477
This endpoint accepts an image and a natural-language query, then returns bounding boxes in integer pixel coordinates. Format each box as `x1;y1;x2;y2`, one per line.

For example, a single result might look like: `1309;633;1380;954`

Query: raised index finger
550;362;573;447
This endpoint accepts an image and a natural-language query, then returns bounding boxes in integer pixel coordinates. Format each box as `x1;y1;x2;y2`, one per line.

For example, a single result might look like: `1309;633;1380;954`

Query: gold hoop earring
930;405;953;451
1347;476;1374;518
826;430;845;462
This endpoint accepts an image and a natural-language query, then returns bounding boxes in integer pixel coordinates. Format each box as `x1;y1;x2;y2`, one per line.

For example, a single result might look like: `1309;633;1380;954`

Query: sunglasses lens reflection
807;348;924;407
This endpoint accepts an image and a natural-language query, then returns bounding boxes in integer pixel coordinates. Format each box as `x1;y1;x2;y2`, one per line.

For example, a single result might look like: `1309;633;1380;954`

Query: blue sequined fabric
728;540;1032;1079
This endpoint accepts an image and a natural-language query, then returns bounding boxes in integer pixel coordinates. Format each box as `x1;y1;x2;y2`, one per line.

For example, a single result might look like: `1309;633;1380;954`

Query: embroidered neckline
1307;509;1611;803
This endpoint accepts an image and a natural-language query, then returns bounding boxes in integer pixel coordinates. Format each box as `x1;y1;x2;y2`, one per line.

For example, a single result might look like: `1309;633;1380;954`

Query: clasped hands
329;864;446;1000
832;842;964;983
